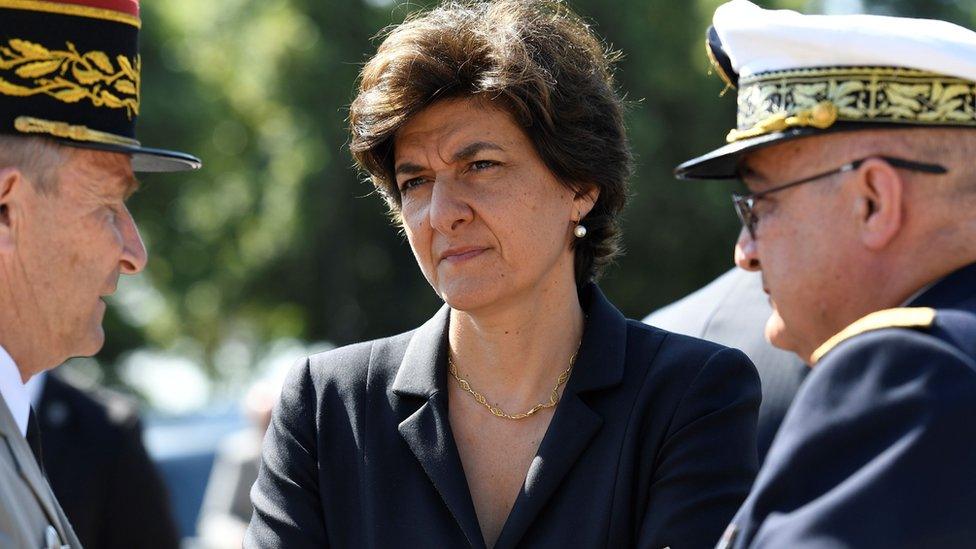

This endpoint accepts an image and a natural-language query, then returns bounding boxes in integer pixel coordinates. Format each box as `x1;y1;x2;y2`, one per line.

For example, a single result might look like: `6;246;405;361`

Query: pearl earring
574;224;587;238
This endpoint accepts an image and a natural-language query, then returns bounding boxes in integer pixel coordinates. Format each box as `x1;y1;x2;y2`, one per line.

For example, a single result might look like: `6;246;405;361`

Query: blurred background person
196;378;281;549
27;371;180;549
645;268;807;461
246;1;760;548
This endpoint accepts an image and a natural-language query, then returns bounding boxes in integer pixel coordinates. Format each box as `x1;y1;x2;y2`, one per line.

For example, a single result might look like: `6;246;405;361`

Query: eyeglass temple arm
877;156;948;174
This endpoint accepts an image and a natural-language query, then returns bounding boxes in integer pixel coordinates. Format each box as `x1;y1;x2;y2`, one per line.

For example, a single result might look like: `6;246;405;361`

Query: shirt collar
901;282;935;307
25;371;47;408
0;344;29;436
907;261;976;310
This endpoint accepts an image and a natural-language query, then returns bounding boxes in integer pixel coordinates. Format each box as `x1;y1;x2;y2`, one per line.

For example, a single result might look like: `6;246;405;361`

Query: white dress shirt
25;370;46;408
0;344;29;436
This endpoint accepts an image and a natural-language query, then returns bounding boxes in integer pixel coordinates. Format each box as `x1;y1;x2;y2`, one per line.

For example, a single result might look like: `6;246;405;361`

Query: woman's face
393;97;595;313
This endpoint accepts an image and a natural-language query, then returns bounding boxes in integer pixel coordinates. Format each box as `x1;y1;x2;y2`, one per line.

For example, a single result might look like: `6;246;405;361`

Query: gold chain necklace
447;349;578;420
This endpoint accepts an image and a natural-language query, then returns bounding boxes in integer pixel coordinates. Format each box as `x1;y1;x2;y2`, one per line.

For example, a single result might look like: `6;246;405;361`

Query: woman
246;1;760;548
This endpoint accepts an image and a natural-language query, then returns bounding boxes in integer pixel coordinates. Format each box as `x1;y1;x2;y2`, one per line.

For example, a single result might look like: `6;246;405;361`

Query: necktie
25;407;45;473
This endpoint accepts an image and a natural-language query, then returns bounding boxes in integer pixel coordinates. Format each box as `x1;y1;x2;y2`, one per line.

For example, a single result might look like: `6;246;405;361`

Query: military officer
0;1;199;547
676;1;976;547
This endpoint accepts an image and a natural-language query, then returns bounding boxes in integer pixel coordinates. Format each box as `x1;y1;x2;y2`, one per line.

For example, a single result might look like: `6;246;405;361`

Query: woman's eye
469;159;497;172
399;177;426;192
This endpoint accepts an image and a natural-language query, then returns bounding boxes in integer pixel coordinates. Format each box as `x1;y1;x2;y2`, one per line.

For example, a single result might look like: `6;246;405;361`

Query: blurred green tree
97;0;974;393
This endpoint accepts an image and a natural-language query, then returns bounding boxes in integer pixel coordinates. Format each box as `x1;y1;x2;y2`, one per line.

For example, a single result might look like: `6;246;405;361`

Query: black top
645;268;808;462
245;285;761;548
722;262;976;548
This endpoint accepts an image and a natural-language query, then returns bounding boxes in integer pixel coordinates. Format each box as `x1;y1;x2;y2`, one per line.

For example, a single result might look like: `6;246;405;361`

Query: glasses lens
731;194;756;239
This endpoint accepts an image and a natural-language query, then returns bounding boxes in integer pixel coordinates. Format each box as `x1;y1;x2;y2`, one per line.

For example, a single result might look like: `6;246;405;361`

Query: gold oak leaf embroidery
734;71;976;139
0;39;140;119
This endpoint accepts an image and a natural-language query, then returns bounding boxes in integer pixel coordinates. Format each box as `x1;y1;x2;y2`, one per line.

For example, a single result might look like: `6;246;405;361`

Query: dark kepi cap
676;0;976;181
0;0;200;172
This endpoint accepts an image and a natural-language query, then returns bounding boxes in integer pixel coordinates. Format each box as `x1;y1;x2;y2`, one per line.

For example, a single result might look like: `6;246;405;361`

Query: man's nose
734;226;761;271
118;205;147;274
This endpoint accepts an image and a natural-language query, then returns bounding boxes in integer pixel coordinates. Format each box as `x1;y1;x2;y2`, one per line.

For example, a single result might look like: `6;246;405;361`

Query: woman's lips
440;247;487;264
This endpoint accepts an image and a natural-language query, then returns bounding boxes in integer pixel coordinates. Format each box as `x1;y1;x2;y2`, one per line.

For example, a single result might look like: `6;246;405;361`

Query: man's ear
853;158;903;250
0;167;24;255
572;184;600;220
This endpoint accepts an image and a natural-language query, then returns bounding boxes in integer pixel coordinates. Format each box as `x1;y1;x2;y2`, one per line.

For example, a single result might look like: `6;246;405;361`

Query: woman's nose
428;178;473;234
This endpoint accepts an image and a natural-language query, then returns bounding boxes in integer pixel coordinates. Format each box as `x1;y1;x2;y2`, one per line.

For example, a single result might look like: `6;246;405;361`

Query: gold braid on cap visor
727;67;976;143
15;116;139;146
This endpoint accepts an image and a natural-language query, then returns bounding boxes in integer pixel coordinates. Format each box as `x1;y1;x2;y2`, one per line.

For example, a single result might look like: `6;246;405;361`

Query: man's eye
752;196;776;215
106;204;121;219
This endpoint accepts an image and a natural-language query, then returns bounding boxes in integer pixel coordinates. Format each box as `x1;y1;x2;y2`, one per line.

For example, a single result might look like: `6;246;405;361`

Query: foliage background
90;0;975;407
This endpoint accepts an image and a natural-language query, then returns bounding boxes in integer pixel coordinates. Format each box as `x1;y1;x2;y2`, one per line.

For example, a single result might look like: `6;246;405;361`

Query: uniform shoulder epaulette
811;307;937;365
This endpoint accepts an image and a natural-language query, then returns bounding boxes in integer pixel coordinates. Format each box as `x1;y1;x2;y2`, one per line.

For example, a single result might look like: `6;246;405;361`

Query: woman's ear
853;158;903;251
573;184;600;220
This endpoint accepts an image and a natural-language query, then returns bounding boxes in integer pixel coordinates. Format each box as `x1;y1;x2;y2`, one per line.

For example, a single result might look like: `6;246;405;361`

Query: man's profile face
14;147;146;362
734;138;855;362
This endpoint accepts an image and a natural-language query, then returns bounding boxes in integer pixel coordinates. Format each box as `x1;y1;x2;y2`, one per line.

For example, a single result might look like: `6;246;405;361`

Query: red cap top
0;0;140;26
52;0;138;17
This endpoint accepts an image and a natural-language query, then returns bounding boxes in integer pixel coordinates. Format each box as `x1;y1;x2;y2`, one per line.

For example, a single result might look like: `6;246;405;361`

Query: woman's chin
436;279;508;313
439;289;490;312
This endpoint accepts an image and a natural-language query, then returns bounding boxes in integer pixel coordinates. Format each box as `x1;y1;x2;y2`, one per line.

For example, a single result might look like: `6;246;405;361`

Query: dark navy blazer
38;374;180;549
645;269;808;462
245;285;761;548
721;263;976;548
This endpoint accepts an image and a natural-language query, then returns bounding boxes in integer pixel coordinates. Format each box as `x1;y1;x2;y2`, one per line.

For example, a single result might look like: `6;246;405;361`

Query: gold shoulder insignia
811;307;936;365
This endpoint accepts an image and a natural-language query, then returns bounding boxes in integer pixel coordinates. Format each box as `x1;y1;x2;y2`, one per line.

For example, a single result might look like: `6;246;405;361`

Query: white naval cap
713;0;976;82
676;0;976;180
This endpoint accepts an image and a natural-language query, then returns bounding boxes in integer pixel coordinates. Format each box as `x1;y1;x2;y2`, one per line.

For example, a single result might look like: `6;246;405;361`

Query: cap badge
728;100;837;142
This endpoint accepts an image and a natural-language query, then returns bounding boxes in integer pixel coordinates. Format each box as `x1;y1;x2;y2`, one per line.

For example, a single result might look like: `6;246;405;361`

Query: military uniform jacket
721;262;976;548
246;284;762;548
0;390;81;549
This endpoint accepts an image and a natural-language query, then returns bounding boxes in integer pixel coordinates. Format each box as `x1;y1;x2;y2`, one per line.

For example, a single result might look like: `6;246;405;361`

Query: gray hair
0;135;65;194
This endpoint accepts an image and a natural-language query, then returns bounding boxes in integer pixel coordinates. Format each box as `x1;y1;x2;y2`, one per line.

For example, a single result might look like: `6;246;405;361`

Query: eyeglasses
732;156;948;240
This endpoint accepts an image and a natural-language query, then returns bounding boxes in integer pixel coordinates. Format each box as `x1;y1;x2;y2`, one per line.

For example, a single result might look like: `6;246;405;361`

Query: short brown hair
349;0;631;285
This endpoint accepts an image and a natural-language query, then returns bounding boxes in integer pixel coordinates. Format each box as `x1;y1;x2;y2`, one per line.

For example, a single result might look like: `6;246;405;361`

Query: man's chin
73;325;106;359
765;311;814;365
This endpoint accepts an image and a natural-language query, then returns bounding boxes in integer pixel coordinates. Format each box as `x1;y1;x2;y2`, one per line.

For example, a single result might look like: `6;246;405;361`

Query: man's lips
439;247;488;263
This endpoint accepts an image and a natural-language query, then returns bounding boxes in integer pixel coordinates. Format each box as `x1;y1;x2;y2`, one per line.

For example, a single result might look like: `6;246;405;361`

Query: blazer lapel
494;285;628;549
0;392;70;546
392;306;487;549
